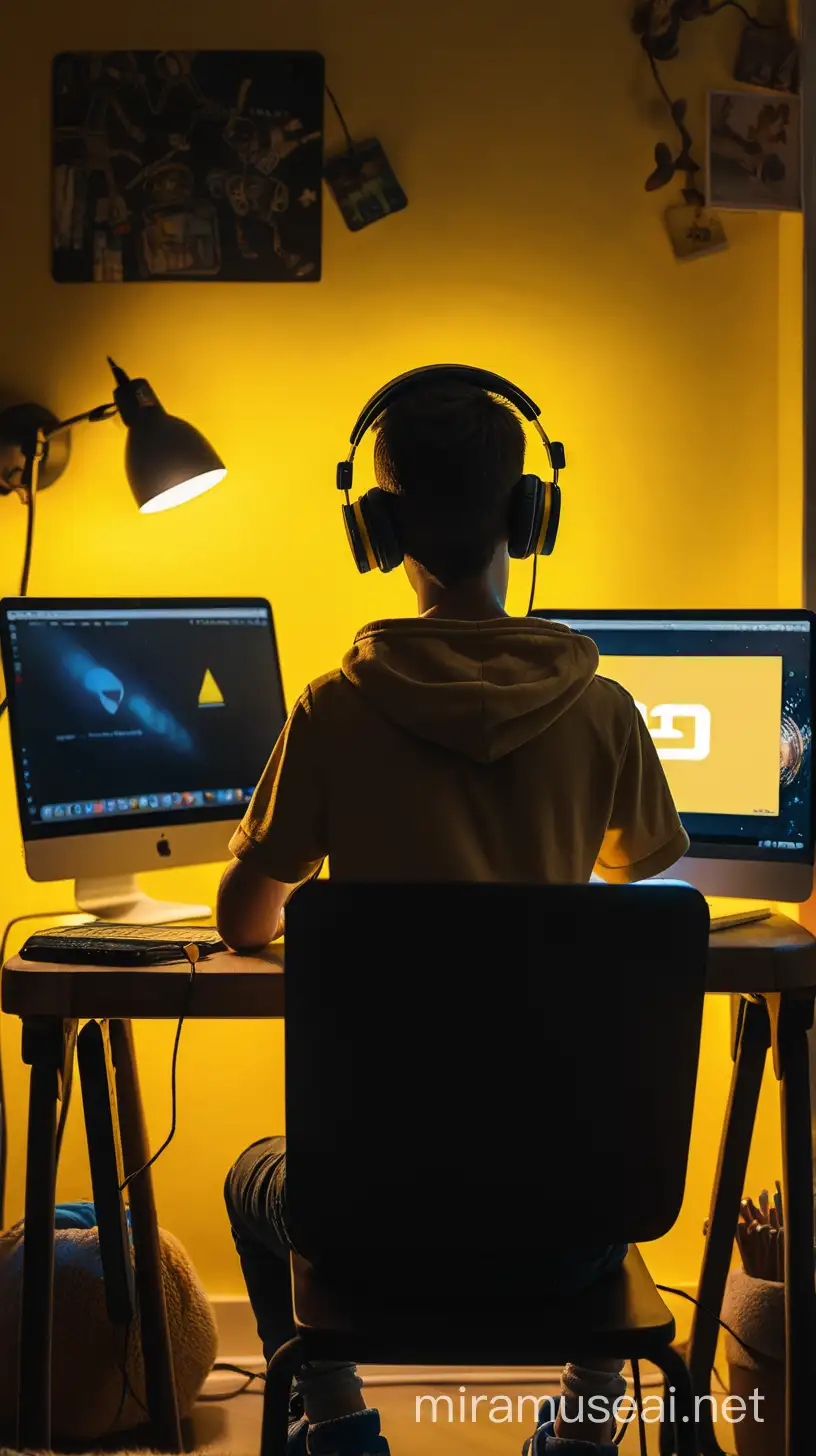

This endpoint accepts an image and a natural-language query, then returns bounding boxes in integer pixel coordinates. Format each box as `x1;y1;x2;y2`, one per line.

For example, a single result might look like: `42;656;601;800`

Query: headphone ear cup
343;499;377;573
350;488;404;573
507;475;544;559
540;481;561;556
362;488;403;572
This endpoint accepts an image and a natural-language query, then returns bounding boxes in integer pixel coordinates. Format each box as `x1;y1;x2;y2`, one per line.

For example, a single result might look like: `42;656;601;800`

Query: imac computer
0;598;287;922
535;609;815;901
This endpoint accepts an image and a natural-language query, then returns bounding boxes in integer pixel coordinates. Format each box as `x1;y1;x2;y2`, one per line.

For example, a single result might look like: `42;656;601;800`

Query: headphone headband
348;364;542;451
338;362;565;581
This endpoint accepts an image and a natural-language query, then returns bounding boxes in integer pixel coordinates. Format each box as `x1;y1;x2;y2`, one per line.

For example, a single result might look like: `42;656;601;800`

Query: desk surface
706;912;816;993
3;914;816;1020
1;946;284;1020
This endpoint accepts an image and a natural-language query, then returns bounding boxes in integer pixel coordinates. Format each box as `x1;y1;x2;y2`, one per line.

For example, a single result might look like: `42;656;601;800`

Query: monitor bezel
0;595;285;845
533;607;816;868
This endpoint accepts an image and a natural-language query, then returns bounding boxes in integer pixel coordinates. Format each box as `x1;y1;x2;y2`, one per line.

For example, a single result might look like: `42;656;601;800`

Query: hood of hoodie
342;617;600;764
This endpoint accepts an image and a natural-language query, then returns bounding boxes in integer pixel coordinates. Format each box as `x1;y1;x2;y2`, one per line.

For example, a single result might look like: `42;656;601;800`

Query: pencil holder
722;1268;785;1456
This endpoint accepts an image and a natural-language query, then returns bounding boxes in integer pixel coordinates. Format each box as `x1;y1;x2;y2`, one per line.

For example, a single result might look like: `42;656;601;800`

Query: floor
188;1366;741;1455
0;1366;745;1455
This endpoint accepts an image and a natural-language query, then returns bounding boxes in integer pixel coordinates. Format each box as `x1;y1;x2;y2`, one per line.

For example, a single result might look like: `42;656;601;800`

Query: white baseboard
209;1294;264;1369
208;1281;700;1386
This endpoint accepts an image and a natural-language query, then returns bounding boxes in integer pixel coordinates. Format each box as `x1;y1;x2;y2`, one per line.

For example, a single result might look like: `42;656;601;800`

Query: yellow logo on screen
635;703;711;761
601;655;782;817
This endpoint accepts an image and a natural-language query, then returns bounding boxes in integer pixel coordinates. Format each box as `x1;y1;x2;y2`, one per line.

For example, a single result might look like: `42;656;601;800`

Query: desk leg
16;1016;76;1451
766;992;816;1456
109;1018;182;1454
686;996;769;1456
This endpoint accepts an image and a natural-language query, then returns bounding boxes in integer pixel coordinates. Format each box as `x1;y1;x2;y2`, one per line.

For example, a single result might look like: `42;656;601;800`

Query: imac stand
75;875;211;925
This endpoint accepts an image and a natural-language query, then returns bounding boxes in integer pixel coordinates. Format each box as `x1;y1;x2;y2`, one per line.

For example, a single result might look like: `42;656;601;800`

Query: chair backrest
284;882;709;1268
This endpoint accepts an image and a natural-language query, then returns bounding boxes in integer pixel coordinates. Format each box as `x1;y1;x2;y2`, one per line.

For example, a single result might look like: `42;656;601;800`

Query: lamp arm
15;401;119;494
43;401;119;437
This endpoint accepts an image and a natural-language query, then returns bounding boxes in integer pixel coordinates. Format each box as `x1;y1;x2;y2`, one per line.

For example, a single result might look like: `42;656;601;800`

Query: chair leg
108;1018;182;1453
262;1337;306;1456
659;1377;676;1456
651;1344;699;1456
687;994;768;1456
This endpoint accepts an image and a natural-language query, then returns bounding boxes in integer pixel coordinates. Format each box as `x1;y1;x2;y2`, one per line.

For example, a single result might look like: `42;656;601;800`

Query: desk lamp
0;358;226;591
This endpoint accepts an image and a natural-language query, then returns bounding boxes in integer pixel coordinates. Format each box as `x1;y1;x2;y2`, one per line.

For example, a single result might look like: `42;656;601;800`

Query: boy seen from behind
219;377;688;1456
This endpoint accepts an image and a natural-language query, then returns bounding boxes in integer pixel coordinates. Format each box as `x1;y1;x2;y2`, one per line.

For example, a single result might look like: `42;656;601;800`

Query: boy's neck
417;580;508;621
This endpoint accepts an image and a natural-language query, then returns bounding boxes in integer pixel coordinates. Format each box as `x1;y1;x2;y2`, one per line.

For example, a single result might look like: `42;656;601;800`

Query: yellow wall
0;0;802;1296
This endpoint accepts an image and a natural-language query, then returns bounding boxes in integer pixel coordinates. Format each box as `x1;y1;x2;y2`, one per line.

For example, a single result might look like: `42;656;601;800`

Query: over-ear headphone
336;364;565;574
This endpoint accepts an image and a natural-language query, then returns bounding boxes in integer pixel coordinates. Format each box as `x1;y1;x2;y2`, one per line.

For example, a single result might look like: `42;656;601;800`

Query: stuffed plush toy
0;1203;217;1440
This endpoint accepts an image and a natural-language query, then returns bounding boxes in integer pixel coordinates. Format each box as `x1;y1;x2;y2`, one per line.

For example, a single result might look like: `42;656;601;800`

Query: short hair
373;381;526;584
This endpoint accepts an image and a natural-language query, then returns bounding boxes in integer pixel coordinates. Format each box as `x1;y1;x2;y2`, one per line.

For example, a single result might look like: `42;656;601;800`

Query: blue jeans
224;1135;628;1364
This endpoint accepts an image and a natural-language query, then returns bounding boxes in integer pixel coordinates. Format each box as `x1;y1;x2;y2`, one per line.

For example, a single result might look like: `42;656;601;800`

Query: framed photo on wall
52;50;324;282
707;89;801;213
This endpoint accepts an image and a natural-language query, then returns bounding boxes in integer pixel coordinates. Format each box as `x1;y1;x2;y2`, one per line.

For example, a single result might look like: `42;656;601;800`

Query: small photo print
324;138;407;231
734;24;798;94
664;203;729;262
707;90;801;212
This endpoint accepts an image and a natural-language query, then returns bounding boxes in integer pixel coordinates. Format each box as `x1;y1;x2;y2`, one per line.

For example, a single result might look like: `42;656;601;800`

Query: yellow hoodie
230;617;689;886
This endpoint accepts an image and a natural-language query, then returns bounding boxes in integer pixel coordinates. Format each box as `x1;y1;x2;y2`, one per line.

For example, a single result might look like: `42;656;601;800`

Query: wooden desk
680;915;816;1456
2;945;284;1021
3;919;816;1456
1;948;284;1452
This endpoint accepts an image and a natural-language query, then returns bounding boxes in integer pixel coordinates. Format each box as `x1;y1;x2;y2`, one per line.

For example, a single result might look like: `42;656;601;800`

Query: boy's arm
217;691;326;951
594;696;690;884
217;857;292;952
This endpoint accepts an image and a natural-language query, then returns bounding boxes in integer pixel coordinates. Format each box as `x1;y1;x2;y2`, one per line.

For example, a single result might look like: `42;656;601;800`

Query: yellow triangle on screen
198;668;225;707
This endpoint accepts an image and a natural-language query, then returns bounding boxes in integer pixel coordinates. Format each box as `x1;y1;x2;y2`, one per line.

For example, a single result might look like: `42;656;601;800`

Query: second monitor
536;609;815;901
0;597;287;922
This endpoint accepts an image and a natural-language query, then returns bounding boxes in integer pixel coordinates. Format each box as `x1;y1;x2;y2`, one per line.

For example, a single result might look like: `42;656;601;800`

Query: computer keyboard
19;923;225;965
30;923;223;942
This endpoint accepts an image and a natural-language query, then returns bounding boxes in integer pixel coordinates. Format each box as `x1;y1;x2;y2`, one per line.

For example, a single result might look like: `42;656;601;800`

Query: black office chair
261;881;710;1456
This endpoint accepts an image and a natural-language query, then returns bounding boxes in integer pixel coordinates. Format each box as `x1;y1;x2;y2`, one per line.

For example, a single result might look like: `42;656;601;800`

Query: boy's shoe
305;1408;390;1454
288;1416;309;1453
522;1417;618;1453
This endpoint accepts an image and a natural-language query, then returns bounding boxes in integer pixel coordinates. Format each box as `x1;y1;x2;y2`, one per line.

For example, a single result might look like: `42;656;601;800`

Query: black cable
698;0;778;26
713;1363;729;1394
647;49;675;114
124;1359;150;1418
107;1322;132;1434
197;1363;266;1402
325;84;354;150
526;555;538;616
0;480;37;726
198;1363;266;1403
119;948;198;1191
646;50;698;181
18;479;36;597
0;907;79;1230
656;1284;767;1363
108;1320;150;1427
632;1357;647;1456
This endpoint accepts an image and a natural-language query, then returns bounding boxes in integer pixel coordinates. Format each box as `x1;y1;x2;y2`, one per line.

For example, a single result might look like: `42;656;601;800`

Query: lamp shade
110;361;226;514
